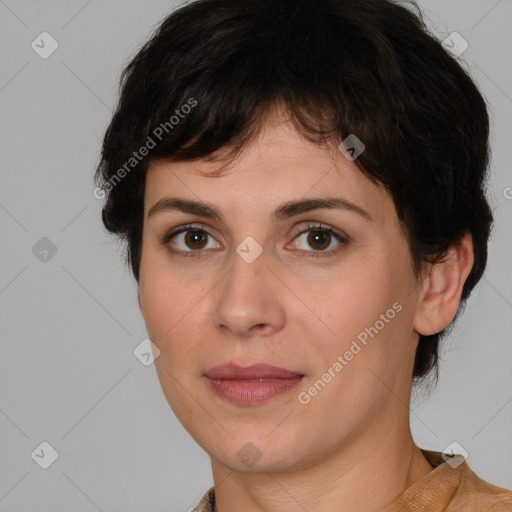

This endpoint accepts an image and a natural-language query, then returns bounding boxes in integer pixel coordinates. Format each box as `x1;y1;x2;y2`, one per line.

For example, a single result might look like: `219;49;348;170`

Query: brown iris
307;229;331;251
185;230;208;250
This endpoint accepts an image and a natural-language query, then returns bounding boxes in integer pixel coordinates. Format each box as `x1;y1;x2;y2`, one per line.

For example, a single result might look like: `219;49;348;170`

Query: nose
211;246;286;339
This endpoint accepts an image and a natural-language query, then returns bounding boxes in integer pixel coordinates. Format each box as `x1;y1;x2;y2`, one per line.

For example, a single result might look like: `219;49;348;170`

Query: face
138;114;425;474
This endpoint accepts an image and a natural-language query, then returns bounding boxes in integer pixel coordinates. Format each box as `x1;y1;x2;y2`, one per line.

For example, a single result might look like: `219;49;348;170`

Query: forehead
143;119;395;227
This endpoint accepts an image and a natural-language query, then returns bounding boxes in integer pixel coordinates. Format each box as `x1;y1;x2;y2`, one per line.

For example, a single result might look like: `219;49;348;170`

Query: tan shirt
193;450;512;511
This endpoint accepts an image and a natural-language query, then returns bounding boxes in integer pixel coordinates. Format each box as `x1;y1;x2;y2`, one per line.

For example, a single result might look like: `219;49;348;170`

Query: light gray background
1;1;511;510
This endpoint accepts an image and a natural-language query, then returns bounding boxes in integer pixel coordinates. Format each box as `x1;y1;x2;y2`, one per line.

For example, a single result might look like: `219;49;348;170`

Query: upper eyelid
293;222;347;237
166;221;343;235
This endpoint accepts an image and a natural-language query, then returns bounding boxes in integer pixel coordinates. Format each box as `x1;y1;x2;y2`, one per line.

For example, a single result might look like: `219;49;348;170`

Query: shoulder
193;486;215;512
419;450;512;512
452;463;512;511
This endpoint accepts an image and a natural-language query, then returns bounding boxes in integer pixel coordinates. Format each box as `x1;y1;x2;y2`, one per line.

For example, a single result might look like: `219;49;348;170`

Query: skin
137;108;474;512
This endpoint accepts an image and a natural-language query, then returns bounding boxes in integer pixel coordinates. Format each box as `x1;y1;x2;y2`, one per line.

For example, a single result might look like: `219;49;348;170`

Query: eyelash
159;222;350;258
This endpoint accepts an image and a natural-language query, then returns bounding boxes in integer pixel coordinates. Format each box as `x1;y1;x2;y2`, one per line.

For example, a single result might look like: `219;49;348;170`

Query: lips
204;363;304;380
204;363;305;405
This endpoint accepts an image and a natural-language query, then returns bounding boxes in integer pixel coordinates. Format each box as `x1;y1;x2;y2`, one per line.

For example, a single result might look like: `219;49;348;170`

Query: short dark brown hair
94;0;493;387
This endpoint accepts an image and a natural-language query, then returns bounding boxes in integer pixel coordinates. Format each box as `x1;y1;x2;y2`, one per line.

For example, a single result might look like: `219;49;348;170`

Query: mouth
204;363;305;405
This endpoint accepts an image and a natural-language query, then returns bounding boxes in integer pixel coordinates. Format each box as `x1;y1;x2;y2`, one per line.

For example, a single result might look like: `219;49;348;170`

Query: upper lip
204;363;304;380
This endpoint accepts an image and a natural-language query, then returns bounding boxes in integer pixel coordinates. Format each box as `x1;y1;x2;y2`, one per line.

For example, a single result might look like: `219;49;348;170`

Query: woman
95;0;512;510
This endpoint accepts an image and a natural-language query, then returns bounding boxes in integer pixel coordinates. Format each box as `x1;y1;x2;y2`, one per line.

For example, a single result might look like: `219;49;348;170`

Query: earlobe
414;232;474;336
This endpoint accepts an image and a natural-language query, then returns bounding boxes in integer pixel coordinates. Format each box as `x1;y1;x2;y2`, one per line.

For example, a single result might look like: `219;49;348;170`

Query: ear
414;232;474;336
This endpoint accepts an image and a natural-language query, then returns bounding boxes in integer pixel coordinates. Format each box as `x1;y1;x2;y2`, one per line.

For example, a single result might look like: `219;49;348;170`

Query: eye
160;224;221;256
160;222;349;258
289;223;349;257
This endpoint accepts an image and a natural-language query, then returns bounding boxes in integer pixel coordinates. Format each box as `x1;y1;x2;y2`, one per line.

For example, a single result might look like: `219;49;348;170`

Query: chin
209;435;308;474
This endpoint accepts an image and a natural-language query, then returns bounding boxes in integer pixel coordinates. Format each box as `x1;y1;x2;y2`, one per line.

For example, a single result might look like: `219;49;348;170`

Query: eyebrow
147;196;373;223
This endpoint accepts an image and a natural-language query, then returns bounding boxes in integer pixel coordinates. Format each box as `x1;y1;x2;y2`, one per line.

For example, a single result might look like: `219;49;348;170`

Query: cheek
139;248;202;331
139;269;212;371
139;274;187;352
304;263;410;374
139;273;205;412
302;270;385;338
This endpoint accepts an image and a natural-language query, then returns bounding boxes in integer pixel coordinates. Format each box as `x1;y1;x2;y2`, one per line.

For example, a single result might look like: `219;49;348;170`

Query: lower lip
206;376;304;405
